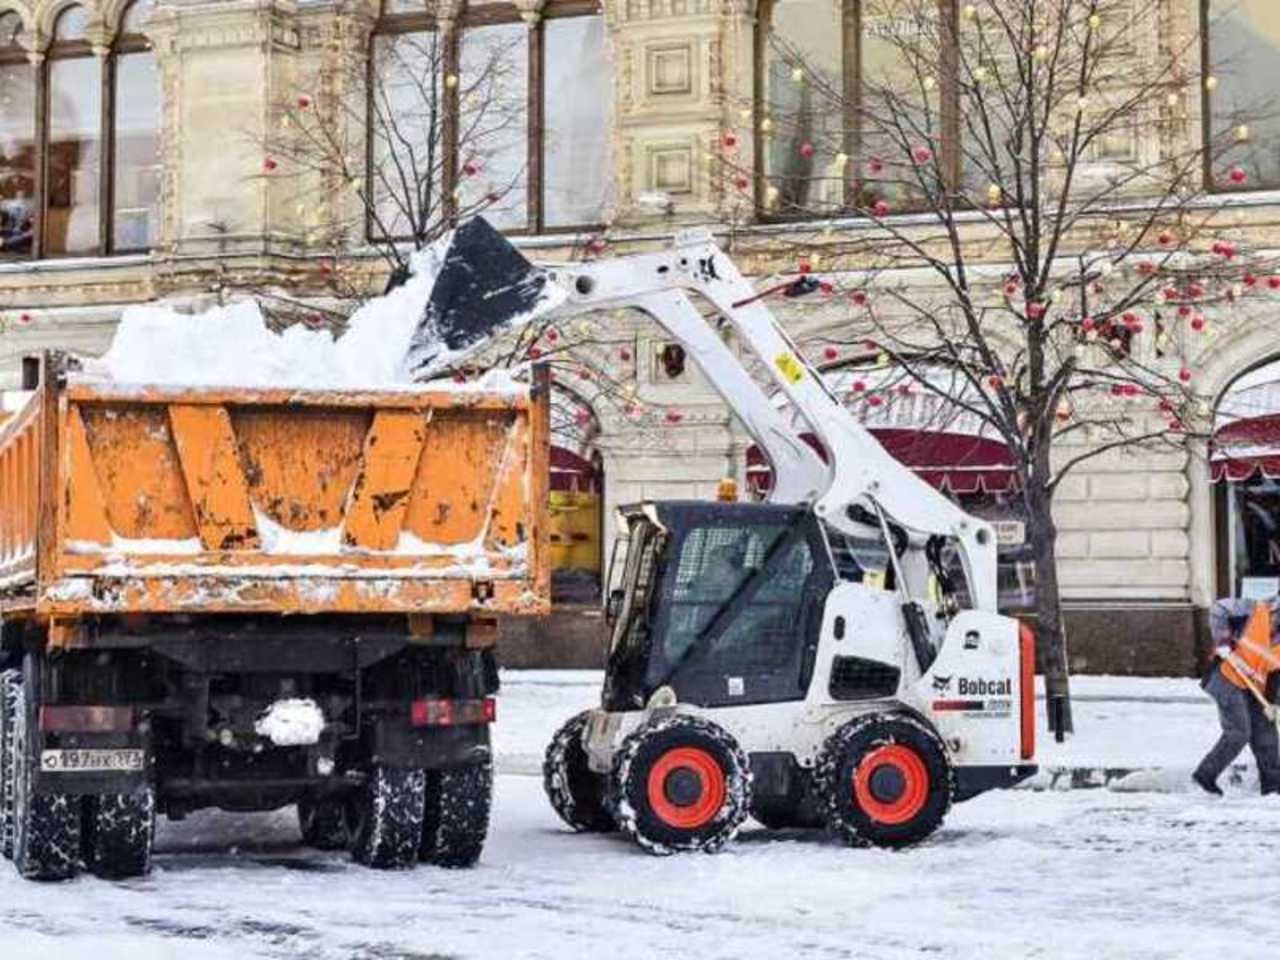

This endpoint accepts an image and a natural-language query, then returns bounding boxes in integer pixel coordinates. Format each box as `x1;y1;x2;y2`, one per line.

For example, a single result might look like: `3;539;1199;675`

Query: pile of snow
84;237;476;391
254;698;325;746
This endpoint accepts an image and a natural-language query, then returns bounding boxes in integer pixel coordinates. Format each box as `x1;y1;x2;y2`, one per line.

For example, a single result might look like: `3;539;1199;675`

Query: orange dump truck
0;354;549;880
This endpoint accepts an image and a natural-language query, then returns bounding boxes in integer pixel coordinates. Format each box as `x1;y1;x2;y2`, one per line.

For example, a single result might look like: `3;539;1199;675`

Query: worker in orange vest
1192;597;1280;796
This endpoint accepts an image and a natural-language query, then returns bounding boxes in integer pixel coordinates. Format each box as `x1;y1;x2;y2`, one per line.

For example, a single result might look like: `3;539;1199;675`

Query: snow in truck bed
77;237;531;395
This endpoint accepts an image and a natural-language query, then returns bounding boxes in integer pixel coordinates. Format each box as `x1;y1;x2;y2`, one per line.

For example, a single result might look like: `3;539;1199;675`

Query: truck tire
610;714;751;856
816;713;952;850
298;796;348;851
346;766;425;870
11;658;81;881
0;669;19;860
419;761;492;868
82;788;155;879
543;711;614;833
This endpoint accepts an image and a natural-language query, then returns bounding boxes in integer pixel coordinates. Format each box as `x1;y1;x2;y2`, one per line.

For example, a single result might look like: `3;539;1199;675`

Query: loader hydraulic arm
539;228;1000;612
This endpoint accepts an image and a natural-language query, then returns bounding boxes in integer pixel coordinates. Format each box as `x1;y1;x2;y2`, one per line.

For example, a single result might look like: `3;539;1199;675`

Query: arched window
3;1;159;260
111;0;161;251
368;1;611;242
0;9;35;259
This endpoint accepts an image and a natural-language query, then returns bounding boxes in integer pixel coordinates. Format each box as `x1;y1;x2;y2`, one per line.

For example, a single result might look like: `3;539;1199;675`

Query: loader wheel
346;766;425;870
82;788;155;879
298;796;348;851
11;657;81;881
611;714;750;855
817;714;952;850
543;711;614;833
0;669;19;860
419;760;493;868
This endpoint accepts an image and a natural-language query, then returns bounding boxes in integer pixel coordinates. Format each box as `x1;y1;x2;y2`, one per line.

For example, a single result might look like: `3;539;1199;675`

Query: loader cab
602;501;834;711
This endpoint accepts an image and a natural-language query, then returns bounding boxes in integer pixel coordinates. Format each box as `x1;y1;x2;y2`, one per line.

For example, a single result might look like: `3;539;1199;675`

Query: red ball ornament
263;158;277;172
1110;384;1124;397
297;95;311;109
575;409;591;427
1027;302;1046;319
1004;282;1018;297
1187;282;1205;299
1158;232;1174;247
1178;367;1192;382
1229;166;1248;185
1177;305;1192;318
1268;276;1280;290
852;379;867;393
462;162;479;178
912;144;933;164
1136;261;1156;275
988;374;1004;389
819;281;834;295
1122;311;1139;325
866;394;884;407
862;339;878;350
545;329;559;343
851;290;868;306
528;346;543;360
723;132;739;149
799;142;815;158
1191;316;1205;331
897;383;912;396
735;176;750;192
823;346;839;361
665;410;684;424
798;260;812;274
453;373;466;384
578;368;591;380
1244;272;1259;288
868;157;885;175
1081;316;1096;332
1123;384;1140;397
619;348;632;362
873;200;891;217
17;312;32;325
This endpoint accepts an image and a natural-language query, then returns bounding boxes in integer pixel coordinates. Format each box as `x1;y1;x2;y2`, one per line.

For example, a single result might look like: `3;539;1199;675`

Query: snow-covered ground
2;672;1272;960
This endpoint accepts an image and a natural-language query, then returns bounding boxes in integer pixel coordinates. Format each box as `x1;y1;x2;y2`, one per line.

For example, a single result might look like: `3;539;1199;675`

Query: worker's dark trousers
1195;667;1280;794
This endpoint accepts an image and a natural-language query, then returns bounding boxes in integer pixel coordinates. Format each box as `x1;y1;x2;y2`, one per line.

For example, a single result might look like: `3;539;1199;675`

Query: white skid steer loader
416;218;1037;855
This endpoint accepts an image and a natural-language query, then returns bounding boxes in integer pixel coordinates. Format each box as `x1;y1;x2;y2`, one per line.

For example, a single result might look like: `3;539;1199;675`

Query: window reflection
113;51;161;250
544;16;610;227
0;57;35;259
47;57;101;256
458;22;528;230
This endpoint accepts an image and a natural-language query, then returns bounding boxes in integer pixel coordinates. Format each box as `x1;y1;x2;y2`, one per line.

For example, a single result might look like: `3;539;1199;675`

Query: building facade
1;0;1279;673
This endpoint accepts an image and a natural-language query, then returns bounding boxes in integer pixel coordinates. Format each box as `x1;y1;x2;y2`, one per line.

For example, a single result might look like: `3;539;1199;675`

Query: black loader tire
816;713;952;849
298;796;348;851
543;710;614;833
0;669;19;860
610;713;751;856
11;655;81;881
346;766;426;869
82;788;155;879
420;761;493;868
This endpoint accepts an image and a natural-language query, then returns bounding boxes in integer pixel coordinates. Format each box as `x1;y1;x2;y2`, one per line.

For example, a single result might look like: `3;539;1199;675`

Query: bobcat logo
932;675;953;694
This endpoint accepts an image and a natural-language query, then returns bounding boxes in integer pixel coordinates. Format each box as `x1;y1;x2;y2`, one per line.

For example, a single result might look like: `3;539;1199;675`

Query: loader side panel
37;383;550;618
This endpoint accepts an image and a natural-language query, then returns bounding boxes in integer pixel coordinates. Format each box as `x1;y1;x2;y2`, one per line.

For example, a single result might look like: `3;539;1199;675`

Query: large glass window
1;1;160;259
1202;0;1280;191
112;0;161;251
369;2;610;240
543;16;611;228
0;11;35;259
762;0;955;216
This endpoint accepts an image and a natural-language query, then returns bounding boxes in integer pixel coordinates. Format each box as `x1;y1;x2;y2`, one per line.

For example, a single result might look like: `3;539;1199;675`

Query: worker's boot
1192;770;1223;797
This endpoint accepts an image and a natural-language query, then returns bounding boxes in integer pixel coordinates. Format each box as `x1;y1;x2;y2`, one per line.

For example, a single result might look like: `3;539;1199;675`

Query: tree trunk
1026;471;1075;737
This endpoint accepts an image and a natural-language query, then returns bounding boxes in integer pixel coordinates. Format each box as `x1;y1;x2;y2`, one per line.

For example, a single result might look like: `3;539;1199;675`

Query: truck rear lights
410;697;496;727
39;705;135;733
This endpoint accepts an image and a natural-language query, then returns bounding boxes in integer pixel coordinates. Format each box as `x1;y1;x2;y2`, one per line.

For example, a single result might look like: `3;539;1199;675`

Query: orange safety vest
1222;601;1280;691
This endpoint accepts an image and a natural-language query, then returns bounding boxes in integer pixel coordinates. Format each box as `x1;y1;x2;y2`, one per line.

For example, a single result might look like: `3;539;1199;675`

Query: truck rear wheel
816;714;952;849
82;788;155;879
419;761;492;868
543;711;614;833
0;669;18;860
346;766;425;869
11;658;81;881
298;796;348;851
611;714;751;856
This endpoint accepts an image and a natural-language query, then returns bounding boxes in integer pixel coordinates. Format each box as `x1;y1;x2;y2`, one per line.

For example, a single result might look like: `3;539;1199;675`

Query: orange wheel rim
646;746;726;830
853;744;929;825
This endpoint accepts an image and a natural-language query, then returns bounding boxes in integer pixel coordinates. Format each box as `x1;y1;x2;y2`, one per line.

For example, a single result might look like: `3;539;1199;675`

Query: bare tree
718;0;1279;733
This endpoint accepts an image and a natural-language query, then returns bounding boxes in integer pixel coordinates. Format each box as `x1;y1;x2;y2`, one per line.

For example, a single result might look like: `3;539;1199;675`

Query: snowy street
1;672;1275;959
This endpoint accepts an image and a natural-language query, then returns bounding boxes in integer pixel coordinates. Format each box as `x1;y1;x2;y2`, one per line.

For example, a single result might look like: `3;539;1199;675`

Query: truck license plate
41;749;144;773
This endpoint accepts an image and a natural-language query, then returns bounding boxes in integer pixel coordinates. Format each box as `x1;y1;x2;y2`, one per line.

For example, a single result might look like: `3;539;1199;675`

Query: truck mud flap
372;721;491;771
33;733;151;797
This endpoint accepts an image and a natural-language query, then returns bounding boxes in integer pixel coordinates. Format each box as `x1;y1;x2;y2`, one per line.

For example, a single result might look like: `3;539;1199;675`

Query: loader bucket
408;217;562;380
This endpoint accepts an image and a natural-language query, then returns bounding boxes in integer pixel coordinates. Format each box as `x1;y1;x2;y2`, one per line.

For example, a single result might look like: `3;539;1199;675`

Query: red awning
746;429;1019;496
551;446;602;494
1210;413;1280;483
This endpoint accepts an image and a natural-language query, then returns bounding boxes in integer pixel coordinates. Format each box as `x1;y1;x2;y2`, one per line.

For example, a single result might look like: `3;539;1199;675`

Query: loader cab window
823;523;891;590
644;509;834;707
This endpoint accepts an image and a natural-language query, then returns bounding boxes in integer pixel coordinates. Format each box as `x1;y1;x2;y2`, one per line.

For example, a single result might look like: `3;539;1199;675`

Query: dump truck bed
0;365;549;618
